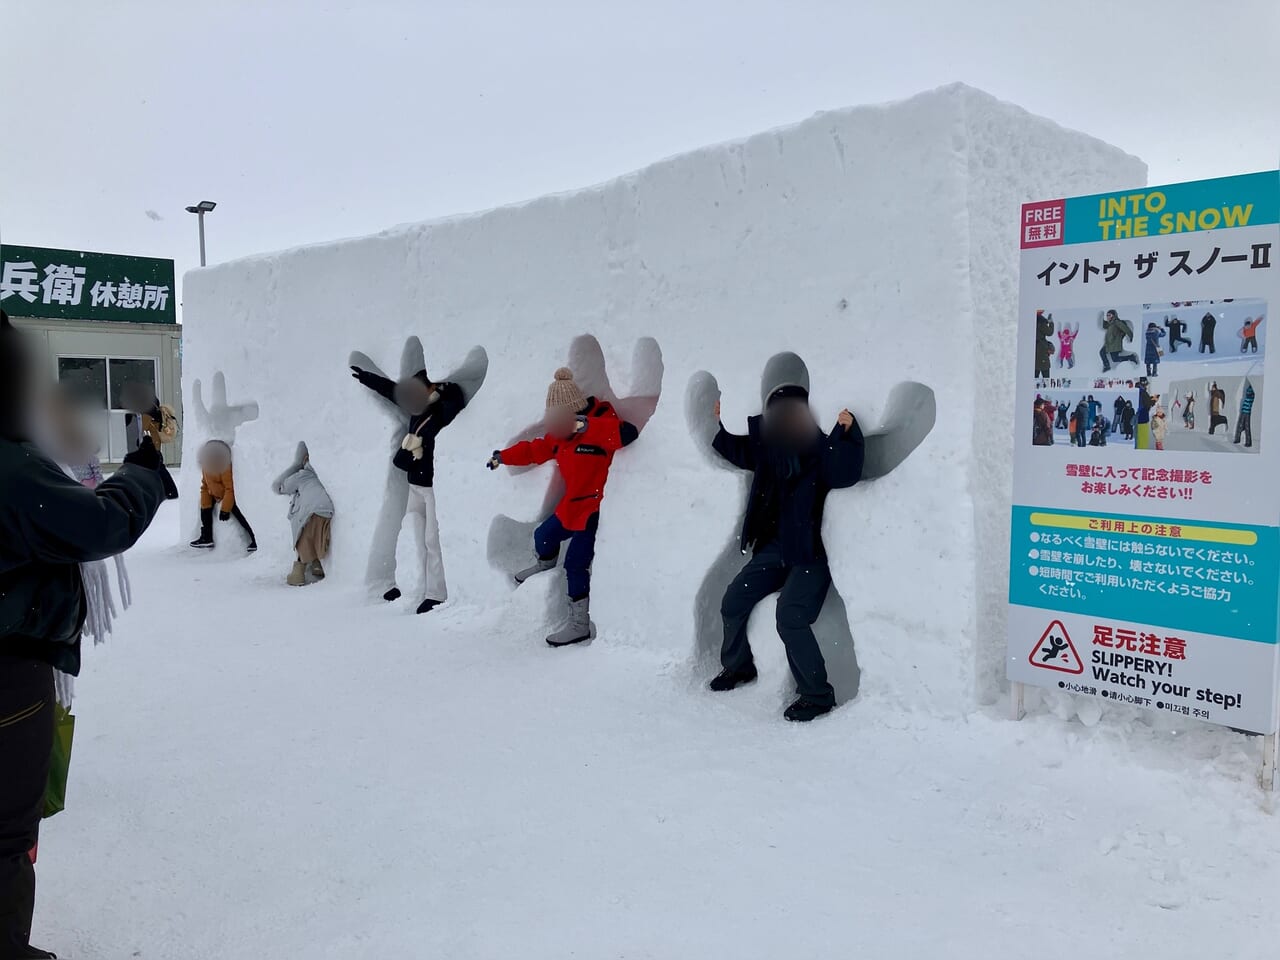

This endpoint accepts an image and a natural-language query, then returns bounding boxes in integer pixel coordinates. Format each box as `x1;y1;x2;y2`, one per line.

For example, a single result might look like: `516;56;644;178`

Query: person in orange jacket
487;368;638;646
1240;315;1264;354
190;440;256;552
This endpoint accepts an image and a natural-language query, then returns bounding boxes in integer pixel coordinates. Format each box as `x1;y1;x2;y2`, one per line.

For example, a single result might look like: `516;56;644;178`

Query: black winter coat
360;375;466;487
0;438;165;673
714;416;865;565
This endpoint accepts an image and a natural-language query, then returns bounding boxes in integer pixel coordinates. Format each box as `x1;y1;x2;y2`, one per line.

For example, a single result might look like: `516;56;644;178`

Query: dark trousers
1235;412;1253;446
1100;347;1138;370
1242;336;1258;353
1210;414;1229;435
200;505;256;544
534;512;598;600
1200;336;1215;354
1170;334;1191;352
720;543;835;704
0;657;54;955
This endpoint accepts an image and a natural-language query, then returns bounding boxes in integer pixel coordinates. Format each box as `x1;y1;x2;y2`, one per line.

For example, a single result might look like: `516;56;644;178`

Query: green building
1;243;183;465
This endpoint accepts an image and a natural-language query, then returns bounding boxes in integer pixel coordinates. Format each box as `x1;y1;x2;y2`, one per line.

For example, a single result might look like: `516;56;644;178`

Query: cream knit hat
545;367;587;412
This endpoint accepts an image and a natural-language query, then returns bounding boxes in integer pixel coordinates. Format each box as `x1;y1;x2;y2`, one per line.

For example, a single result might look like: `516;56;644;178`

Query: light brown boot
310;559;325;581
287;561;307;586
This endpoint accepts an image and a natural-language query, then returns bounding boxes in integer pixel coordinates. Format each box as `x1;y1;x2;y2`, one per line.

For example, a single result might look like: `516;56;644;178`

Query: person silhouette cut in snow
487;368;639;647
1099;309;1138;372
351;363;466;614
1034;310;1055;378
707;361;865;722
1164;314;1191;353
1200;311;1217;354
1240;315;1264;354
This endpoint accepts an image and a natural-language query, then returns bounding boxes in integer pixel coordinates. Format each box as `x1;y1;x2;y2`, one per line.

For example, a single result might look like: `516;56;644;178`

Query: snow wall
181;83;1146;713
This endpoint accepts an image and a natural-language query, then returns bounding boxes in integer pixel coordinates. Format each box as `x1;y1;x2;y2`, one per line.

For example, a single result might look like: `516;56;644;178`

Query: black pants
1235;412;1253;446
720;543;835;704
1210;414;1229;435
200;505;256;544
1200;336;1215;354
1170;334;1191;352
0;657;54;955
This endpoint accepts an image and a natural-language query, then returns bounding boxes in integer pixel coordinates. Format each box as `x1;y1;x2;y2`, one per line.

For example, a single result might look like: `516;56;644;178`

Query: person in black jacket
351;364;465;614
1200;311;1217;354
708;374;865;722
0;311;168;960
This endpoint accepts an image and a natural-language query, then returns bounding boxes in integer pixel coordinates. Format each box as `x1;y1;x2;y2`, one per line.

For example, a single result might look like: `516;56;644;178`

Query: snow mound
181;83;1145;711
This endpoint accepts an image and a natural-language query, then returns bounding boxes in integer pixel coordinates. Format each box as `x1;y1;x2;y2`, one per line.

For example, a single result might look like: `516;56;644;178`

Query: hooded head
1106;309;1119;322
395;370;436;416
0;310;34;441
197;439;233;475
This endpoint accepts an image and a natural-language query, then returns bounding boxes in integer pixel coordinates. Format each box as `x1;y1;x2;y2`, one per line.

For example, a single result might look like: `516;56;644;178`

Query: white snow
38;85;1280;958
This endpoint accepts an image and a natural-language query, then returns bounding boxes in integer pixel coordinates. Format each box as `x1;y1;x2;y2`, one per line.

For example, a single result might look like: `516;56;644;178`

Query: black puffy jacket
357;373;466;487
0;438;165;673
713;416;865;565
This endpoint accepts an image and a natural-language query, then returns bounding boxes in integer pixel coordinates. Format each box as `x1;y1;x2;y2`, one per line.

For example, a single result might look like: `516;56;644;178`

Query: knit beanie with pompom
545;367;586;412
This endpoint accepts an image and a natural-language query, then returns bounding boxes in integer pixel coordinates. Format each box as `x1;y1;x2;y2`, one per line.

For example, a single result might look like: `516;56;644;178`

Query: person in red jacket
488;368;638;646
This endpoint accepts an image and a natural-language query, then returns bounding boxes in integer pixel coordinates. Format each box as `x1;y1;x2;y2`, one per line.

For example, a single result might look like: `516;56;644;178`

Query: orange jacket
199;467;235;513
1242;317;1264;337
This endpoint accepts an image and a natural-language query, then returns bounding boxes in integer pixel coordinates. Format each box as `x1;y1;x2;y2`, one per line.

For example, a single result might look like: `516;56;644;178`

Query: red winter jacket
499;399;637;531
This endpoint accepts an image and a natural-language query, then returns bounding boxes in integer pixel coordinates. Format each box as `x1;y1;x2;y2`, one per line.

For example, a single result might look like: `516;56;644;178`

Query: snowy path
35;510;1280;959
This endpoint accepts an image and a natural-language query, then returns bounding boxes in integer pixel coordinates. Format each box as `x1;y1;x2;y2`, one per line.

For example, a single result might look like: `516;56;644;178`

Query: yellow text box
1029;512;1257;546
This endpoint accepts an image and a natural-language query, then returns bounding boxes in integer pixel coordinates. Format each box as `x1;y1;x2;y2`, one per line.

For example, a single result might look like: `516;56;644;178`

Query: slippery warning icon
1029;620;1083;674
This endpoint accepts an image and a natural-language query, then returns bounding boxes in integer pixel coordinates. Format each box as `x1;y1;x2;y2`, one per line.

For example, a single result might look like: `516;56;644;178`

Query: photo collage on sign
1030;299;1265;453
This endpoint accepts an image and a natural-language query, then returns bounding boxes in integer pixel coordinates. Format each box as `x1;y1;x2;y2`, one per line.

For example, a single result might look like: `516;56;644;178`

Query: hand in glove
122;436;162;470
486;450;502;470
574;415;588;434
350;365;378;388
219;510;231;522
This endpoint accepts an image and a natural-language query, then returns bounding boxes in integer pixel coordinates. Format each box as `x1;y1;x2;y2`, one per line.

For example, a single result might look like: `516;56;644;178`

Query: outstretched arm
11;452;165;565
820;410;865;489
416;383;466;442
497;436;559;467
710;400;755;470
351;365;397;403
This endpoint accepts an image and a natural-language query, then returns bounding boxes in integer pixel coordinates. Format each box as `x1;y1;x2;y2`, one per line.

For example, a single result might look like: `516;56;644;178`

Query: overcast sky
3;0;1277;312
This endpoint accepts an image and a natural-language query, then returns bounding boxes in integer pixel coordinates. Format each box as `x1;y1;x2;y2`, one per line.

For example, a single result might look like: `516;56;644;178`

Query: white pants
407;485;448;602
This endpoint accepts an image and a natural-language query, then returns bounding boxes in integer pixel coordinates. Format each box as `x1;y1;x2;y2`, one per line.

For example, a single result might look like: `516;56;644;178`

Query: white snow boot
514;555;557;585
546;597;592;647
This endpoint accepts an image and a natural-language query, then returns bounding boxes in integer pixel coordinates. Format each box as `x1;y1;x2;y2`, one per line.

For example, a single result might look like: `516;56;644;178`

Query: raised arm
820;411;865;490
417;382;466;442
351;365;397;403
11;450;165;565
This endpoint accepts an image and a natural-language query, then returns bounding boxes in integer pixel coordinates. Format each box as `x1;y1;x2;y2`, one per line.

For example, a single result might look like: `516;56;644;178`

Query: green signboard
0;244;176;324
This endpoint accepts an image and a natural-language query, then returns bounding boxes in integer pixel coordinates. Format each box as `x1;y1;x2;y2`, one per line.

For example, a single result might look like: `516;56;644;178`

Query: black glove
351;365;377;388
147;403;163;422
219;510;231;522
486;450;502;470
122;436;162;470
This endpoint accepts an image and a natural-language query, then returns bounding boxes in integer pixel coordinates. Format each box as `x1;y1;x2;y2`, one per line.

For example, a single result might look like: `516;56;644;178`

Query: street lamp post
184;200;217;266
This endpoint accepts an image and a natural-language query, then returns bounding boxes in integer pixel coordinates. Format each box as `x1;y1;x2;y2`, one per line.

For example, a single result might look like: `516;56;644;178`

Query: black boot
190;507;214;549
383;587;402;602
784;697;835;722
13;945;58;959
709;663;758;692
416;598;441;615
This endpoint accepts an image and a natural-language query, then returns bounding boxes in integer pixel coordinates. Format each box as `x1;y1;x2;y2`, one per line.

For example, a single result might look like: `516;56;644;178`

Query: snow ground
34;505;1280;959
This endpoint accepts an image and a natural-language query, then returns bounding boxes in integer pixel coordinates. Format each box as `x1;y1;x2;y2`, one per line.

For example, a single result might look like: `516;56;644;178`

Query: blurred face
545;405;579;438
198;442;231;474
1107;311;1118;322
43;386;96;462
395;378;433;415
764;398;818;450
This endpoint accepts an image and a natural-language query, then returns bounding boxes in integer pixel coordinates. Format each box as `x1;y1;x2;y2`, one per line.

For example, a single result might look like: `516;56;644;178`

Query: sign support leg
1009;681;1025;721
1262;734;1277;792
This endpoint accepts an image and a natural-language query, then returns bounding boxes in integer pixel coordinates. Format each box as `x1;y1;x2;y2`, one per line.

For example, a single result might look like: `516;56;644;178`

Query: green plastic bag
42;705;75;819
